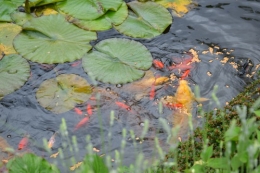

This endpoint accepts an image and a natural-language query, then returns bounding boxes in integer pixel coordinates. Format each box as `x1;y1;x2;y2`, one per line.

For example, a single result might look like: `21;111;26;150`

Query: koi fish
154;76;169;86
87;104;92;115
18;135;29;150
153;59;164;69
47;132;57;149
149;84;155;100
115;101;130;110
74;116;90;131
181;69;190;80
181;57;193;65
166;103;183;109
168;64;192;71
74;107;82;115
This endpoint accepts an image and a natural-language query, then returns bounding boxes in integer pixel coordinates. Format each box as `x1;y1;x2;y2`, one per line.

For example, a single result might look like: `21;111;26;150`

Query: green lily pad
0;0;24;22
7;153;60;173
115;1;172;38
36;74;93;114
0;54;30;100
11;12;33;26
30;0;65;7
82;38;152;84
57;0;123;20
71;2;128;31
13;14;97;64
0;23;22;57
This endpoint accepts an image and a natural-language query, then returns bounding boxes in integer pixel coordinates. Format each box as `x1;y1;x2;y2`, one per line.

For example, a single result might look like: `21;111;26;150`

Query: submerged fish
48;132;57;149
18;135;29;150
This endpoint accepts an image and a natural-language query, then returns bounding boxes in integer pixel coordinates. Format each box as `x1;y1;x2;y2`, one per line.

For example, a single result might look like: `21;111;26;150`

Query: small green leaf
78;154;109;173
190;164;205;173
201;145;213;162
231;154;243;170
207;157;228;169
7;153;60;173
254;110;260;117
224;120;240;142
13;14;97;64
36;74;93;114
82;38;152;84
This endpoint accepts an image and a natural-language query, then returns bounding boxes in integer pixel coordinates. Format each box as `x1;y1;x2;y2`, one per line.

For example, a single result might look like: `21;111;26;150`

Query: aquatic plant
82;38;153;84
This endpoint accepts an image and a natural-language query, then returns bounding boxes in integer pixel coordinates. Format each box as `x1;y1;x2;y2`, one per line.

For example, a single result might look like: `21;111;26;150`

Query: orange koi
47;132;57;149
74;117;90;131
74;107;82;115
153;59;164;69
18;135;29;150
150;84;155;100
181;69;190;80
168;64;192;71
87;104;92;115
166;103;183;109
115;101;130;110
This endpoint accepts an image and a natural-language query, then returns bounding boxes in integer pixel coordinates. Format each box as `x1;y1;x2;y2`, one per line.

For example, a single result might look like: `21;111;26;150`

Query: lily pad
0;54;30;100
0;0;24;22
36;74;93;114
13;14;97;64
11;12;33;26
82;38;152;84
57;0;123;20
115;1;172;38
0;23;22;57
30;0;65;7
71;2;128;31
156;0;193;17
7;153;60;173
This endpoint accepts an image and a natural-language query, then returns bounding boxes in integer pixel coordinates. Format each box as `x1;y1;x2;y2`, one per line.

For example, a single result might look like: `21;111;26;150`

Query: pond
0;0;260;172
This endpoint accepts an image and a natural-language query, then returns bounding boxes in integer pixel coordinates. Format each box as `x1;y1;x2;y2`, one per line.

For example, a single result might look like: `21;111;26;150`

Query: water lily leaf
71;2;127;31
82;38;152;84
57;0;123;20
32;0;65;7
7;153;60;173
156;0;193;17
0;0;24;22
11;12;33;26
36;74;93;114
115;1;172;38
13;14;97;64
0;54;30;100
0;23;22;57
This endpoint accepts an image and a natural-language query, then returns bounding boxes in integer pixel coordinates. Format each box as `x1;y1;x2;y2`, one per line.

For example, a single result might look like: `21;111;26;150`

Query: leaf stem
25;0;30;14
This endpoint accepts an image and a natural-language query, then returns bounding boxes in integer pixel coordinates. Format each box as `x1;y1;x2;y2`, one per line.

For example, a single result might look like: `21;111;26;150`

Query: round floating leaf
13;14;97;64
0;23;22;57
0;0;24;22
0;54;30;100
72;2;127;31
57;0;123;20
156;0;193;17
7;153;60;173
36;74;93;114
82;38;152;84
11;12;33;26
115;1;172;38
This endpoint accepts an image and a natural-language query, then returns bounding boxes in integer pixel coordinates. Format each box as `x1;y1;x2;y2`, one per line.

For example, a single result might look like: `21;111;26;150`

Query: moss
162;75;260;172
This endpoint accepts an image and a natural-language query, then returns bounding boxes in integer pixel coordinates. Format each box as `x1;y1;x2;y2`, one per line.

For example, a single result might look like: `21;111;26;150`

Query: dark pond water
0;0;260;172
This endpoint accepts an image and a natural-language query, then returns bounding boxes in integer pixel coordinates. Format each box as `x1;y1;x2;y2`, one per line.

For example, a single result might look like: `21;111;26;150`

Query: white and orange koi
48;132;57;149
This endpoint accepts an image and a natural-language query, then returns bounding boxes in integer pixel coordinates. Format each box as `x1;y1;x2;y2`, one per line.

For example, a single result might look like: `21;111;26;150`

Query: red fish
153;59;164;69
74;107;82;115
115;101;130;110
182;57;193;65
150;84;155;100
74;117;90;131
87;104;92;115
181;69;190;79
168;64;192;71
166;103;183;109
18;135;29;150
